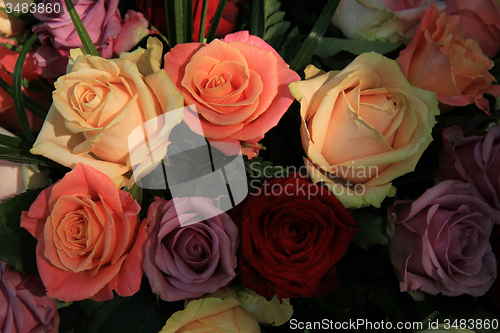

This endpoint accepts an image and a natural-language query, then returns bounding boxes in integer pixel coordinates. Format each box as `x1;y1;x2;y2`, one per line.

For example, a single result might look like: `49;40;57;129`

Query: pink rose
32;0;152;77
164;31;300;157
112;11;152;55
445;0;500;58
0;261;59;333
389;180;498;297
143;197;239;301
21;163;147;302
436;125;500;212
397;5;500;113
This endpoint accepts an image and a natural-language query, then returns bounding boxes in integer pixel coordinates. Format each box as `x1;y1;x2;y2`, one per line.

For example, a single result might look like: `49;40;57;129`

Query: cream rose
289;52;439;208
30;37;184;187
0;0;27;37
160;298;260;333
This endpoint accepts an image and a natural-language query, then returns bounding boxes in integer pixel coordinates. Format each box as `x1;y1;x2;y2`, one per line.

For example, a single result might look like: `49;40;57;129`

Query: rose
0;127;50;202
0;39;50;133
0;0;27;37
388;180;498;297
20;163;147;302
0;261;59;333
32;0;121;77
164;31;300;157
396;5;500;113
436;125;500;212
209;286;294;327
112;11;152;56
232;173;358;300
159;297;260;333
289;52;439;208
30;37;184;188
445;0;500;58
332;0;446;43
487;225;500;310
136;0;241;42
142;196;239;301
32;0;152;77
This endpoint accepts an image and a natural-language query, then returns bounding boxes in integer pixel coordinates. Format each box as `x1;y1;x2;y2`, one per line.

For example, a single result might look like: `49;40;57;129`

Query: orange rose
164;31;300;157
21;163;147;302
397;5;500;113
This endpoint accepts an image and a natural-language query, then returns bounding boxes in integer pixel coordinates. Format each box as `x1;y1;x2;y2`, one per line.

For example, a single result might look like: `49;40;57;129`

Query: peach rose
445;0;500;58
159;298;260;333
30;37;184;187
396;5;500;113
21;163;147;302
289;52;439;208
164;31;300;157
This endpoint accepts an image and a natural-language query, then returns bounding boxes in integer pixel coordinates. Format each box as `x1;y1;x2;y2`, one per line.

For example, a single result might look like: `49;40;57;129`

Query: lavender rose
1;261;59;333
32;0;151;77
143;197;239;301
436;125;500;212
389;180;498;297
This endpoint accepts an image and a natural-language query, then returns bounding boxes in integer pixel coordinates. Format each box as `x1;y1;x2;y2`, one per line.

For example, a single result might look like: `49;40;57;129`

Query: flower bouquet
1;0;500;332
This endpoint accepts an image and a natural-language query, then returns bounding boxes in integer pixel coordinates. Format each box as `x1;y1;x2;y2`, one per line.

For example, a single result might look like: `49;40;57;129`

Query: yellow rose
160;298;261;333
30;37;184;187
289;52;439;208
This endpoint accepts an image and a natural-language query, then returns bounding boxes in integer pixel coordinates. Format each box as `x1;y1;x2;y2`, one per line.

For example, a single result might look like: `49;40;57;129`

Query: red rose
136;0;241;42
232;174;358;300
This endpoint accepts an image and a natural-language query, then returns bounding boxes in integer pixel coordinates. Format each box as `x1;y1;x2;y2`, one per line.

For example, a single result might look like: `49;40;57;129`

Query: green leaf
0;189;43;274
350;209;389;250
206;0;229;42
0;133;33;150
290;0;341;72
198;0;208;43
173;0;184;44
262;0;290;47
12;34;38;142
265;10;285;29
164;0;176;47
279;27;302;63
122;183;143;207
250;0;264;38
315;37;401;58
184;0;193;43
93;292;178;333
198;0;209;42
0;75;49;120
64;0;99;56
264;21;290;41
0;147;68;169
